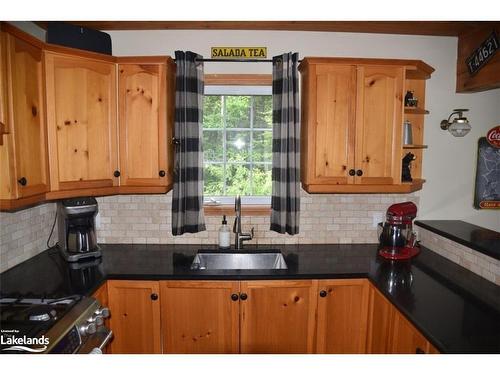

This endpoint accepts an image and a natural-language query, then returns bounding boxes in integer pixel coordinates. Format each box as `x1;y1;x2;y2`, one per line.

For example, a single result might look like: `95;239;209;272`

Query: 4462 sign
466;32;499;75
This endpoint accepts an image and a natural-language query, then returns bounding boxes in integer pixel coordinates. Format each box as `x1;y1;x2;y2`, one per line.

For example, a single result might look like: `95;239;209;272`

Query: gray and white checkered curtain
171;51;206;235
270;52;300;235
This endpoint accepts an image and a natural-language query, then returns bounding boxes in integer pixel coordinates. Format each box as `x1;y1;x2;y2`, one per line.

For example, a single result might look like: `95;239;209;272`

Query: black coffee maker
57;197;101;262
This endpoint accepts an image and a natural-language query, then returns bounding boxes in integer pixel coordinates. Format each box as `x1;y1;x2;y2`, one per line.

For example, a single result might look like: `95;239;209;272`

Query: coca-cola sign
486;125;500;148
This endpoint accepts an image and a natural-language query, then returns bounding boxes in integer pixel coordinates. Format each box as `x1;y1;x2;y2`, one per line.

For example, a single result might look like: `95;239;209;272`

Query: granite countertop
1;243;500;353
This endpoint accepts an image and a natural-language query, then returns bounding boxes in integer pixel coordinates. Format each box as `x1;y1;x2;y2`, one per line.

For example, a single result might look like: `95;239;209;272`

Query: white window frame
203;85;272;206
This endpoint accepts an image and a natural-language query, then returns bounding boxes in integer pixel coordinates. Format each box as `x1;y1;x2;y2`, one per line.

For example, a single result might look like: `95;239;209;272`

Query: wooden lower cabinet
240;280;317;354
160;281;240;354
367;282;440;354
99;278;440;354
366;284;395;353
107;280;161;354
316;279;370;354
390;310;435;354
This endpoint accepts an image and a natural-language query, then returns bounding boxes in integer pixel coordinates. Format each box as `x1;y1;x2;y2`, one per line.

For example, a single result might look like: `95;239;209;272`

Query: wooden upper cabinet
0;32;8;137
302;64;356;186
0;31;13;200
0;33;49;200
240;280;317;354
160;281;240;354
44;52;118;192
316;279;370;353
299;58;430;194
107;280;161;354
117;58;174;188
355;65;404;185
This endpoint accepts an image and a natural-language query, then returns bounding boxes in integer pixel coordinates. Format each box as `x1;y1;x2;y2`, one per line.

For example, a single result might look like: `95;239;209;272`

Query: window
203;85;272;205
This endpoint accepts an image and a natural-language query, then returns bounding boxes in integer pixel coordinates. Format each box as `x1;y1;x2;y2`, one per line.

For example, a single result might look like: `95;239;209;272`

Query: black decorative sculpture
402;152;416;182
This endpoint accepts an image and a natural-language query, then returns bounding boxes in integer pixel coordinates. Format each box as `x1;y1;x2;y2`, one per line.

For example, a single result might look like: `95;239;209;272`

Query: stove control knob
88;315;104;326
79;322;97;336
96;307;110;318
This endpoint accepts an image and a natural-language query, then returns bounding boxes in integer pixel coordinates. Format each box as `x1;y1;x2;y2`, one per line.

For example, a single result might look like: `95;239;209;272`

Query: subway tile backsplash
417;227;500;286
0;203;57;273
95;190;418;245
2;191;499;289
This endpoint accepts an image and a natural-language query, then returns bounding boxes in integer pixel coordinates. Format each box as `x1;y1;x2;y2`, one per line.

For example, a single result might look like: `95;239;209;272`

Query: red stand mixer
378;202;420;260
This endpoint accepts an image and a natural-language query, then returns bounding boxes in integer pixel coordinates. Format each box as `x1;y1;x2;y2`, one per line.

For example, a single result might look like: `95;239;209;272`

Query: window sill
204;204;271;217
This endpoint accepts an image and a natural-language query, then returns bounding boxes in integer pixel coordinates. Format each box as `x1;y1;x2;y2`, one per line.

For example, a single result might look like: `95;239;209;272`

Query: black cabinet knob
415;347;425;354
231;293;239;301
172;137;180;145
356;169;363;176
239;293;248;301
113;170;121;178
159;170;166;177
319;290;327;298
17;177;27;186
150;293;158;301
348;169;356;176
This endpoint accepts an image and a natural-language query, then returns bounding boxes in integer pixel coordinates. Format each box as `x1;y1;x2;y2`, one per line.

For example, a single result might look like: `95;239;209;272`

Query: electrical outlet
372;212;383;228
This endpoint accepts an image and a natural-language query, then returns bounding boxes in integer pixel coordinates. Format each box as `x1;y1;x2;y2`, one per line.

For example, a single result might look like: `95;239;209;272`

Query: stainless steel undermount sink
190;250;288;270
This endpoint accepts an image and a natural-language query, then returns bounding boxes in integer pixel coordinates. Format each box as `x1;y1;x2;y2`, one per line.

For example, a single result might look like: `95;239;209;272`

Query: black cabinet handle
231;293;239;301
150;293;158;301
172;137;180;145
319;290;327;298
17;177;27;186
356;169;363;176
159;170;166;177
348;169;356;176
415;347;425;354
239;293;248;301
113;170;121;178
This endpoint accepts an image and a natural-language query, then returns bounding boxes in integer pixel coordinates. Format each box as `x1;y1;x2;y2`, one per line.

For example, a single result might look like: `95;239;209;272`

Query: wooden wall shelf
404;107;429;115
403;144;428;149
302;179;425;194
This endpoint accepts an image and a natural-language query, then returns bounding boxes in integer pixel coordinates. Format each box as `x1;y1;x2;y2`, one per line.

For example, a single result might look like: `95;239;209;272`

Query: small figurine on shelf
404;90;418;107
402;152;416;182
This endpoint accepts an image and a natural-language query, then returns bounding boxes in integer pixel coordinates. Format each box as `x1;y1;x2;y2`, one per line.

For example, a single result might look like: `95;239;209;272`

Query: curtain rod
174;58;303;63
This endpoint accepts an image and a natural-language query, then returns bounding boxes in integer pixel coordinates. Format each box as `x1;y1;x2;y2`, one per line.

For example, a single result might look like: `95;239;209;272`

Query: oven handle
98;330;113;351
77;328;113;354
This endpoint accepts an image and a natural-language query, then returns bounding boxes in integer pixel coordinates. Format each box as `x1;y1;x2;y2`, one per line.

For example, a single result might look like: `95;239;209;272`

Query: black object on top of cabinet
46;22;112;55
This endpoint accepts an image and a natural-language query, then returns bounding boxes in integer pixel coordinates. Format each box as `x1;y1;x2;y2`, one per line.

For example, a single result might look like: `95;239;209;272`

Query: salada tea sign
211;47;267;59
474;125;500;209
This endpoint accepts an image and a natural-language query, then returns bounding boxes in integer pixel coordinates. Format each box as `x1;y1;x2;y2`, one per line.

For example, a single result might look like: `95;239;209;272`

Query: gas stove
0;294;112;354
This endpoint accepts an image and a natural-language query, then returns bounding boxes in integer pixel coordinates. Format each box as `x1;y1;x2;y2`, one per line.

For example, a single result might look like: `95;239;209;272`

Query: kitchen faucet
233;195;254;250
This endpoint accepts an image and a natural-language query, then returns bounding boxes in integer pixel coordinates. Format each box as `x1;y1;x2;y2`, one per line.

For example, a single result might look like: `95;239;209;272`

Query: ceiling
34;21;499;37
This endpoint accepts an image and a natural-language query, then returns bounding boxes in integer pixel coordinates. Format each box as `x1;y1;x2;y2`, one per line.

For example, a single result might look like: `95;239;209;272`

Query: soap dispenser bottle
218;215;231;249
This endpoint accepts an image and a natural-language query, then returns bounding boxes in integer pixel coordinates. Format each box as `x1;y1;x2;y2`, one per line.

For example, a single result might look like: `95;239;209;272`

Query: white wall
6;22;500;231
106;29;500;231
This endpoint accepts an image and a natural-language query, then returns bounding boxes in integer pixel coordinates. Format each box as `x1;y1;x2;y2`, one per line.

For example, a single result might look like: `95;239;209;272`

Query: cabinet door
6;34;49;198
107;280;161;354
0;31;14;199
355;65;404;185
240;280;317;354
0;31;8;140
305;64;356;185
118;60;172;188
316;279;370;353
45;52;118;192
390;309;430;354
366;284;394;353
160;281;240;353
